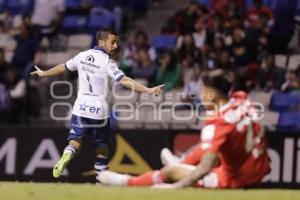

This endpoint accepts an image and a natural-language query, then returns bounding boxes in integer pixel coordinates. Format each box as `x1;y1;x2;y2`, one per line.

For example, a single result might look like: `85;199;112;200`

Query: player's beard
109;49;120;59
109;50;116;56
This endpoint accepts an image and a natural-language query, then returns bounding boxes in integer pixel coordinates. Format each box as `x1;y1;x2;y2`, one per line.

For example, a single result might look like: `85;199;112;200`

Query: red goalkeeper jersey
200;91;270;188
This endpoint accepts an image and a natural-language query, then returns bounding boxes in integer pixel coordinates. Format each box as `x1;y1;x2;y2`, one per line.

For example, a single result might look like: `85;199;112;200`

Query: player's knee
161;166;178;182
162;164;194;182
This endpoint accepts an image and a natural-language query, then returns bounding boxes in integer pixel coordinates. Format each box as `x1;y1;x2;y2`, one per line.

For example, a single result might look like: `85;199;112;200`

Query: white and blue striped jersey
65;47;125;120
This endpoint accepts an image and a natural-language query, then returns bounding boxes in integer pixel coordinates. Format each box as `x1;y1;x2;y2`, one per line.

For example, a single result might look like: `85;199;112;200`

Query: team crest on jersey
86;55;95;63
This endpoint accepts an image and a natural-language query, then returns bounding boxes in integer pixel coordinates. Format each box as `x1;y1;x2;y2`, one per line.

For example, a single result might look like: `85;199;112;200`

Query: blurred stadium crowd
0;0;299;130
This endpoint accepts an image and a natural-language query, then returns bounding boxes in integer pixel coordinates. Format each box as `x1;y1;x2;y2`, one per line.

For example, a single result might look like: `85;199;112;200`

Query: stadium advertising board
0;128;300;188
0;128;170;182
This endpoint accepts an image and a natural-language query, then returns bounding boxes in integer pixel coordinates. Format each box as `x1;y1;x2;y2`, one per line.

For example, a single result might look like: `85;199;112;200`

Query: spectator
201;43;217;70
245;0;274;28
281;70;300;93
5;69;26;123
175;1;200;34
31;0;65;39
65;0;94;15
0;83;11;123
0;49;9;84
192;17;207;49
269;0;296;54
0;11;13;34
246;15;270;62
218;50;234;70
257;54;285;91
131;47;157;83
123;30;156;64
206;14;223;45
212;37;225;56
11;24;39;78
181;64;201;108
226;0;245;19
211;0;229;16
181;54;196;85
177;34;199;61
231;27;250;67
155;50;181;91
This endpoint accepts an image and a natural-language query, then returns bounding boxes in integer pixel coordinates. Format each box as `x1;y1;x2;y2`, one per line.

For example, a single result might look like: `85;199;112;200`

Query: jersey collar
94;46;108;54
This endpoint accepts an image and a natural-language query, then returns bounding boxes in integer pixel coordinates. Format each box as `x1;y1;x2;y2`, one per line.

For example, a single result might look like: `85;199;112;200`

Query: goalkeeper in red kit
98;69;270;189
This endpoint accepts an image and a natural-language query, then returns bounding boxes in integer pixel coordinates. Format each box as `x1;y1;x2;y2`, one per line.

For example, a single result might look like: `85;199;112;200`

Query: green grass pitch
0;182;298;200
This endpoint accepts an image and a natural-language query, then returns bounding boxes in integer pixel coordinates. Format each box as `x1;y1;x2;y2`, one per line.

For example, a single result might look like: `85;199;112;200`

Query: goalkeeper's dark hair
201;69;234;98
96;28;117;42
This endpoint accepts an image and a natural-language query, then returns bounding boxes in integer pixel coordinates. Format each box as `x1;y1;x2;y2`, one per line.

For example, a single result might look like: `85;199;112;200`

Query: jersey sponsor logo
82;66;95;74
79;103;101;114
86;55;95;63
80;60;100;69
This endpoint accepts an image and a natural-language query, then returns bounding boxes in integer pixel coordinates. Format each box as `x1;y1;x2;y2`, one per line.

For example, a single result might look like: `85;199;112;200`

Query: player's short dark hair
201;69;233;97
96;28;117;42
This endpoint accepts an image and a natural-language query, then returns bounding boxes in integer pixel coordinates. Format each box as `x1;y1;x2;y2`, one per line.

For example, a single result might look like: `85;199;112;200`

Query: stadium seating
277;112;300;130
112;89;139;105
296;0;300;17
249;91;272;107
151;35;177;49
143;108;166;129
260;110;279;129
269;92;299;112
88;10;115;29
67;34;93;50
268;0;278;10
89;0;108;8
170;110;198;130
139;93;164;105
67;49;81;58
287;55;300;70
43;52;71;67
245;0;277;9
65;0;80;9
275;54;288;69
117;108;144;129
164;89;184;104
197;0;211;7
0;0;6;12
6;0;32;14
62;15;87;32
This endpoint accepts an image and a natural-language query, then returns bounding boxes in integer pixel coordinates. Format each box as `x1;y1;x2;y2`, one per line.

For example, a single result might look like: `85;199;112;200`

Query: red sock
128;170;165;186
181;145;204;165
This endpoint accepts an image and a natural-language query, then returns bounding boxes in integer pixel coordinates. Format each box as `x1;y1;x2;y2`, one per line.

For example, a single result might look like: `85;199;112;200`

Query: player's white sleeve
105;59;125;81
65;53;79;72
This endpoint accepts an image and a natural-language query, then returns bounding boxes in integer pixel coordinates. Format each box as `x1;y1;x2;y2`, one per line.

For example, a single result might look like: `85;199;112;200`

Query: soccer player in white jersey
31;29;164;182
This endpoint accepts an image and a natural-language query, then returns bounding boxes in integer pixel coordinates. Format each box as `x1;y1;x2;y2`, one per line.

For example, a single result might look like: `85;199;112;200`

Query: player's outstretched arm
119;76;164;95
30;64;66;78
